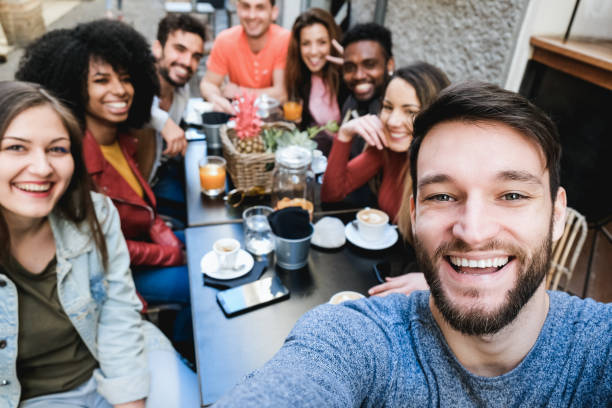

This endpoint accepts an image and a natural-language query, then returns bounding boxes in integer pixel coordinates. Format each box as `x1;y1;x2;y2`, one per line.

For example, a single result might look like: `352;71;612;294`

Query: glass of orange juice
199;156;226;197
283;97;303;122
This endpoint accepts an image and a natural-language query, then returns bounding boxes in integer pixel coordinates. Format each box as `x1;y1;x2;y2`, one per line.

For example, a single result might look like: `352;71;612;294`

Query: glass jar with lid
271;146;314;213
255;94;283;122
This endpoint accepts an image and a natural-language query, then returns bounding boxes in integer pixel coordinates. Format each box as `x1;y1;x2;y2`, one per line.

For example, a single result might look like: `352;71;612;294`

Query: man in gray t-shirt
214;82;612;407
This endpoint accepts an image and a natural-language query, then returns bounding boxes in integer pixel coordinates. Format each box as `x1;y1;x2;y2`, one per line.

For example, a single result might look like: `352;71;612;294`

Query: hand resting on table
368;272;429;297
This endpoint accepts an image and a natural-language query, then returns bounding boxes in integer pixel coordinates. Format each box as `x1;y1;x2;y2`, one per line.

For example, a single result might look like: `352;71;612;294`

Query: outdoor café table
185;221;406;406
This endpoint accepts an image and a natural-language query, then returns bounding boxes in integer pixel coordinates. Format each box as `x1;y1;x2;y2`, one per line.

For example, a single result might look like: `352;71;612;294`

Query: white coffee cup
213;238;240;270
356;208;389;242
328;291;365;305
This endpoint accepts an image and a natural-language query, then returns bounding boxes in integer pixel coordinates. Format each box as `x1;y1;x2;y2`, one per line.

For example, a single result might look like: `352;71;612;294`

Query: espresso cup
328;291;365;305
356;208;389;242
213;238;240;270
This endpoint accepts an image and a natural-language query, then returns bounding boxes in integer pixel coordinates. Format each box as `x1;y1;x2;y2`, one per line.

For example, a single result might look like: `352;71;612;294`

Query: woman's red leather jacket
82;130;184;267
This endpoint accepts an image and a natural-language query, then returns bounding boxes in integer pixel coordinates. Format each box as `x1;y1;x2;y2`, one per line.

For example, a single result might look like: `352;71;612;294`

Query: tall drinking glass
243;206;274;256
199;156;226;197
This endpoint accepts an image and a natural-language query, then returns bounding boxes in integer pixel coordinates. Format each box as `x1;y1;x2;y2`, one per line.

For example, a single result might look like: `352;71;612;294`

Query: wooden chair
546;207;588;291
133;127;158;183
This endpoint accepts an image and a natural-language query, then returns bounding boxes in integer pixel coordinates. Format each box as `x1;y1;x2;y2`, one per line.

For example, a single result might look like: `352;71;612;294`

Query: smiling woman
321;62;450;227
284;8;344;154
0;81;199;408
1;105;74;225
16;19;196;356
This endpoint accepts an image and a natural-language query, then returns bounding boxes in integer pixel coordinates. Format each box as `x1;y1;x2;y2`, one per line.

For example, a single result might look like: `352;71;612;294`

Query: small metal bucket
201;111;231;149
273;225;313;270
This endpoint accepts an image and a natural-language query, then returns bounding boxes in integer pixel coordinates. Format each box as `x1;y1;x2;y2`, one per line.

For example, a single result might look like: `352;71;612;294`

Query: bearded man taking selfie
213;82;611;407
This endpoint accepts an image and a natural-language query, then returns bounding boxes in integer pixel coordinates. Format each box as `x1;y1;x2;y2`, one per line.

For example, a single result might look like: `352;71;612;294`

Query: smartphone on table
217;276;290;317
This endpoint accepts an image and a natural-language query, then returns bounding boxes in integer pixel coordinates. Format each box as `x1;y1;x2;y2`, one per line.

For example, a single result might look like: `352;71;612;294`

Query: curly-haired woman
16;20;192;349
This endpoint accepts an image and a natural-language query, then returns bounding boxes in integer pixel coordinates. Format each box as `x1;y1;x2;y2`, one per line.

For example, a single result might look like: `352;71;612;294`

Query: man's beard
159;65;191;88
414;226;552;336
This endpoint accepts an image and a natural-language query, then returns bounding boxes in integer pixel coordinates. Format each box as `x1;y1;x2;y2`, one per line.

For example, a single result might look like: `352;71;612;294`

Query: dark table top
185;141;241;227
185;222;404;405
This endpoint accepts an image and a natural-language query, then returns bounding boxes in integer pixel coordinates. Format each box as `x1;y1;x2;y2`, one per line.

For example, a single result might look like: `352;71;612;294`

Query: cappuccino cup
213;238;240;270
356;208;389;242
329;291;365;305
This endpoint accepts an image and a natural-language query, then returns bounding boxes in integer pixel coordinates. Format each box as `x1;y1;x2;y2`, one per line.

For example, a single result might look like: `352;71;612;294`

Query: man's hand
337;114;388;150
222;82;242;100
114;399;146;408
200;71;237;115
210;94;237;115
368;273;429;297
161;118;187;156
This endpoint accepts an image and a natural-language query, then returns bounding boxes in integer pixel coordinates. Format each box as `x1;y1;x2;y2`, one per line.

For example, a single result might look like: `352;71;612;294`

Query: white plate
344;223;398;250
200;249;254;280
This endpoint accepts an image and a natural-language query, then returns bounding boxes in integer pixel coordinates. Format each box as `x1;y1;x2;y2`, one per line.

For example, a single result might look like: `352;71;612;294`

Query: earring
388;71;394;76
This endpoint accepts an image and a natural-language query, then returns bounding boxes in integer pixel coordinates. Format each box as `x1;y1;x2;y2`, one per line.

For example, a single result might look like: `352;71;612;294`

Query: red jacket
82;130;184;267
321;138;407;222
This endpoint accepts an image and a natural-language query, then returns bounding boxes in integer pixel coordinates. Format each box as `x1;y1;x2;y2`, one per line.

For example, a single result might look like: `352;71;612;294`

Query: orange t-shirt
206;24;290;89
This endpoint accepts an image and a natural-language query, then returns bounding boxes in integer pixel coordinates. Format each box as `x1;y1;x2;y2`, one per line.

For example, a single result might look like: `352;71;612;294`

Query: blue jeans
151;158;186;224
133;231;192;343
20;348;199;408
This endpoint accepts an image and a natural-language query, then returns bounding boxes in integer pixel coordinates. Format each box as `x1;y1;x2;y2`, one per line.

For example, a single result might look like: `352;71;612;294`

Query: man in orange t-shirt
200;0;290;114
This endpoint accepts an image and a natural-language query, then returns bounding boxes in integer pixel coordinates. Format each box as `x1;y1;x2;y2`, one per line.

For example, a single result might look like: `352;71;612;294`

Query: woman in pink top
322;62;450;231
284;8;345;155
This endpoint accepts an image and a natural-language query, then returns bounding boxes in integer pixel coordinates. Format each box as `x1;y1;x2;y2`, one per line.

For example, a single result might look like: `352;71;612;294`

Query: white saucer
344;223;398;250
200;249;254;280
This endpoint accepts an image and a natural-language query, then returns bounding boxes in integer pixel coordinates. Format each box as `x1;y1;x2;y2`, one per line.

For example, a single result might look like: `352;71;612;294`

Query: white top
148;84;190;181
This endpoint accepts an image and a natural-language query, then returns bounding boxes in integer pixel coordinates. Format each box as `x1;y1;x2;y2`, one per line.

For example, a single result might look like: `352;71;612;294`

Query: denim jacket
0;192;170;407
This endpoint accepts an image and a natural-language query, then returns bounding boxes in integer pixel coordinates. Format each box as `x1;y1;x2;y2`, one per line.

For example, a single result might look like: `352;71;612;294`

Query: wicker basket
0;0;45;46
220;122;294;192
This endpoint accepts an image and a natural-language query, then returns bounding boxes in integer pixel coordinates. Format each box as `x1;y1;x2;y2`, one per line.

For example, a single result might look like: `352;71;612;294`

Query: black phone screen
217;276;290;317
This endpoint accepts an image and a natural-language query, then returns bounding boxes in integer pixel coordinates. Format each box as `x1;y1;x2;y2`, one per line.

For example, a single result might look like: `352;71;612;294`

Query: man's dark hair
157;13;207;45
341;22;392;60
409;81;562;201
16;19;159;130
238;0;276;6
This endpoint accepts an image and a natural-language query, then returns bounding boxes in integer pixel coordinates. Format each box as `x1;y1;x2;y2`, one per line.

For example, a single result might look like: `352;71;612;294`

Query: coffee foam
329;291;364;304
358;209;388;224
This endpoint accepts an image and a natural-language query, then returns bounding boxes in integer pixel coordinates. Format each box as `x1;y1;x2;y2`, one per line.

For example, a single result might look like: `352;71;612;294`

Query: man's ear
271;5;279;22
386;57;395;74
551;187;567;242
410;194;416;237
152;40;163;60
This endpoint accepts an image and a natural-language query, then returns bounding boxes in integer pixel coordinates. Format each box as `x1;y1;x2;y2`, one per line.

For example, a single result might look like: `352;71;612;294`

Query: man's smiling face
342;40;390;102
155;30;204;87
410;120;566;335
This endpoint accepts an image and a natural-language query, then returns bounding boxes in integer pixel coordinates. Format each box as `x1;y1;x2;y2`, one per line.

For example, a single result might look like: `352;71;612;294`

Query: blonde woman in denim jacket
0;82;198;407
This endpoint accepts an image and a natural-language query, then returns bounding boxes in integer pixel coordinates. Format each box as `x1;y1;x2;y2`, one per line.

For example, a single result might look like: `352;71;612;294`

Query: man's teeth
449;257;509;268
106;102;127;109
16;183;51;192
355;83;372;92
390;133;407;139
